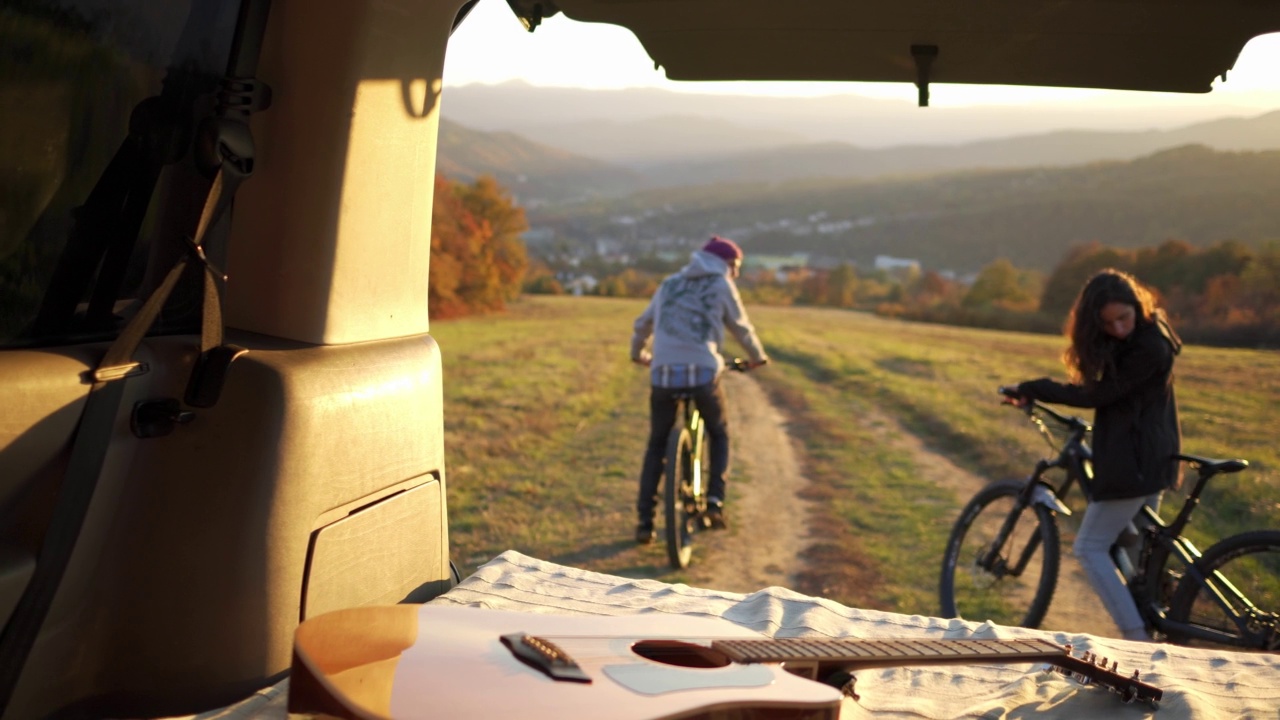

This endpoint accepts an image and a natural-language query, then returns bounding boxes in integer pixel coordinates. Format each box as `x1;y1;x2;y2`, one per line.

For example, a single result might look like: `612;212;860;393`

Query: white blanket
176;549;1280;719
431;550;1280;720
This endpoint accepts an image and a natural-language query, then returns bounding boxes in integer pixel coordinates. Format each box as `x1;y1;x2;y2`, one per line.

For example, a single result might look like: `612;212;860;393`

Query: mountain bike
938;389;1280;650
664;358;758;569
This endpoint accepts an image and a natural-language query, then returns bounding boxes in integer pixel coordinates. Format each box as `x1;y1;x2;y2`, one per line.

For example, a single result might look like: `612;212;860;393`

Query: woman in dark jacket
1010;269;1182;641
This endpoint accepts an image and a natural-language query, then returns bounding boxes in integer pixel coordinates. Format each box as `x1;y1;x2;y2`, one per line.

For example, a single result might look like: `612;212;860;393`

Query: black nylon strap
0;379;127;709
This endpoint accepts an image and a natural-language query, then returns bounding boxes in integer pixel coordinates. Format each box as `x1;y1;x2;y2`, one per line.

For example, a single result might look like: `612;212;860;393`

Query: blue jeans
1074;493;1161;639
636;379;729;524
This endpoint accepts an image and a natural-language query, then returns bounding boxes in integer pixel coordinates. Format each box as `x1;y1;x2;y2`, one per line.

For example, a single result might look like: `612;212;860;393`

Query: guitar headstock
1047;644;1162;708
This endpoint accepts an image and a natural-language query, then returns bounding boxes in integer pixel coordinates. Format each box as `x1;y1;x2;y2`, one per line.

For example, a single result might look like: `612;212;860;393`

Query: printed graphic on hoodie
657;275;721;344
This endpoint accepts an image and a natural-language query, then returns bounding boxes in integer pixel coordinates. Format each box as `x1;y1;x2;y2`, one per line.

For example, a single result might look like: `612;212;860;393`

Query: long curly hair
1062;269;1168;384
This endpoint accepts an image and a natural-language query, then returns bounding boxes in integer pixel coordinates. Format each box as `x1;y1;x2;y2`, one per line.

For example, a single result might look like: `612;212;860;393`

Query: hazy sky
444;0;1280;110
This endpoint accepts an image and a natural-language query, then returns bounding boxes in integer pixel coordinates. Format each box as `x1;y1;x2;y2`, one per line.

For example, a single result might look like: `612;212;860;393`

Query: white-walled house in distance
563;275;598;296
745;253;812;283
874;255;921;274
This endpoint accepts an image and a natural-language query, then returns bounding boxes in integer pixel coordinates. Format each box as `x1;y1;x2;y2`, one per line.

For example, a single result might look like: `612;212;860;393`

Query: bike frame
1010;401;1271;645
663;390;711;569
1132;469;1273;646
672;394;707;506
979;407;1090;579
662;360;752;568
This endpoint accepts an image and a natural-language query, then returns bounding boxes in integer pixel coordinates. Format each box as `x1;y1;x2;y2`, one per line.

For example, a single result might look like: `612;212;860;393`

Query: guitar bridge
501;633;592;683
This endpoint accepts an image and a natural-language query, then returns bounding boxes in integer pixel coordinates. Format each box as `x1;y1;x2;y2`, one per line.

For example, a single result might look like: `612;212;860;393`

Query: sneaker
705;503;727;530
635;523;655;544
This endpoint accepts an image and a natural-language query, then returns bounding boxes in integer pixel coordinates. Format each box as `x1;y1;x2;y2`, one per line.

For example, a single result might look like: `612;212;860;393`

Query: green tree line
556;238;1280;348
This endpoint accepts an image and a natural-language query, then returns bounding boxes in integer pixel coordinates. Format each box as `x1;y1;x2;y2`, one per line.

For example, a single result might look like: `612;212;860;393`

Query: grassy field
431;295;1280;616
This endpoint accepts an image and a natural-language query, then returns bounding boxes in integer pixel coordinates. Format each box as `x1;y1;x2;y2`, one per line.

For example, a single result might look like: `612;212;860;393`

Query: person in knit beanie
629;236;769;544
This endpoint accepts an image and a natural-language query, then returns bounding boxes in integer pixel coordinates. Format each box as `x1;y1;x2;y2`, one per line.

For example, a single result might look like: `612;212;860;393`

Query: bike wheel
664;427;695;569
939;480;1061;628
1166;530;1280;650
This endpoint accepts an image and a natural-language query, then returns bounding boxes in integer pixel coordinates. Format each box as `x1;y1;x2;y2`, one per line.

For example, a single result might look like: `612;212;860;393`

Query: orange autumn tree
429;174;529;319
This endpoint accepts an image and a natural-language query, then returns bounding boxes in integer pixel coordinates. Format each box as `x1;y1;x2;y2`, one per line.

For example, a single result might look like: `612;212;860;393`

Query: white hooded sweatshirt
630;250;768;380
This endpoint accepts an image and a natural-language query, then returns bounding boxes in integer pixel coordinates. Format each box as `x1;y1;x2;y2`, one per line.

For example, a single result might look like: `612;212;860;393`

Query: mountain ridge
438;106;1280;203
440;79;1278;150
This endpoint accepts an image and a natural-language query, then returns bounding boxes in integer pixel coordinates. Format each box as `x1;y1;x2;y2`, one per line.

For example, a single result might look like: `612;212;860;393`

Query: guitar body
290;605;843;720
290;604;1161;718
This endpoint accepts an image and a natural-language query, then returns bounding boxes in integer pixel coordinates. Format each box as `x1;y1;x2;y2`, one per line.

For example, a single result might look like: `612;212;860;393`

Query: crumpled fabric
433;550;1280;720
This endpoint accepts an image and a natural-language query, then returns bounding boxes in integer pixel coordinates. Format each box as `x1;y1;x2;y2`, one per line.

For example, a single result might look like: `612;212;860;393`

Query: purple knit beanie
702;236;743;264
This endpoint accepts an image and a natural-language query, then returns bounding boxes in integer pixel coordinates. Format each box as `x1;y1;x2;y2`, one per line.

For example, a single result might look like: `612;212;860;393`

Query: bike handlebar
999;387;1251;480
997;386;1090;432
729;357;767;372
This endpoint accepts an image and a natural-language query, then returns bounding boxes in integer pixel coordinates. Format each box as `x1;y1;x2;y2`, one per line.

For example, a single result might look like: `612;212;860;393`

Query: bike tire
664;427;695;569
1165;529;1280;650
939;479;1061;629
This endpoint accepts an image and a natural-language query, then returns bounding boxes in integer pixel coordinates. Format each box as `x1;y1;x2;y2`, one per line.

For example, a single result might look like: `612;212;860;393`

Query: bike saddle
1174;453;1249;474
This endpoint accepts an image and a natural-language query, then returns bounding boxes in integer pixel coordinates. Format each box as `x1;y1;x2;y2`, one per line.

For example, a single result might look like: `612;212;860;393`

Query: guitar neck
712;637;1067;670
709;636;1161;706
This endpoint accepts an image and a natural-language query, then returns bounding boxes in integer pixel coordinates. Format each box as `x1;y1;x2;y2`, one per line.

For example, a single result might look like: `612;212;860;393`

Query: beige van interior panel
0;348;94;509
225;0;463;345
303;478;447;621
7;332;450;719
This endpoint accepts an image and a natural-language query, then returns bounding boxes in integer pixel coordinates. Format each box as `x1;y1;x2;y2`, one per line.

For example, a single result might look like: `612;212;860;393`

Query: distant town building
874;255;921;274
595;238;626;256
745;253;810;271
745;253;812;283
564;275;599;296
522;227;554;243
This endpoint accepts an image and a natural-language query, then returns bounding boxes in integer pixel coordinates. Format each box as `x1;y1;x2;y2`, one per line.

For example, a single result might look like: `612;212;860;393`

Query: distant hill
642;111;1280;185
436;118;644;203
527;145;1280;274
516;114;808;166
440;80;1278;154
436;108;1280;204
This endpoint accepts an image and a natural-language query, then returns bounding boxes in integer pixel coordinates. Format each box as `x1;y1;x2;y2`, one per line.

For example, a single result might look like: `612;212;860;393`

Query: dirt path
852;406;1119;638
689;372;1120;639
682;371;816;592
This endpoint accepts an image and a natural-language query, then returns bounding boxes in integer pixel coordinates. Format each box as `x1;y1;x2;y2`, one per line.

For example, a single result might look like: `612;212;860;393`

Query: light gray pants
1073;493;1161;640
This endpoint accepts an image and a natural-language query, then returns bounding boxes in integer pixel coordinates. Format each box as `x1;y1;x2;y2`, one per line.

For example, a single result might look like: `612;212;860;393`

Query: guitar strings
530;636;1072;664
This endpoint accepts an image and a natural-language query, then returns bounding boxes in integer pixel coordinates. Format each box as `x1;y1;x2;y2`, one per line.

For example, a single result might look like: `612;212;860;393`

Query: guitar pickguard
603;661;776;695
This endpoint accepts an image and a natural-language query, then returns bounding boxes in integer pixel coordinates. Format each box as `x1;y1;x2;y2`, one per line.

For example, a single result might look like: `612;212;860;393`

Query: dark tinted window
1;0;239;348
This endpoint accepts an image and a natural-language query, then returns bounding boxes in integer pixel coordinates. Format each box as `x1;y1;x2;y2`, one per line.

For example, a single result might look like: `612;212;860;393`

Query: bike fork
689;412;704;502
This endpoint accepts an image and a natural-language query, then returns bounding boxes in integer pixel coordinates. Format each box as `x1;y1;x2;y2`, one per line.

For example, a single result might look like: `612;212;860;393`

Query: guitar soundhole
631;640;732;668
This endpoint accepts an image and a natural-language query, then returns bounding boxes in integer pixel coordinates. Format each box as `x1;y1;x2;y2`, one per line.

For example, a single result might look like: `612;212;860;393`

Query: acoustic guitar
288;604;1161;719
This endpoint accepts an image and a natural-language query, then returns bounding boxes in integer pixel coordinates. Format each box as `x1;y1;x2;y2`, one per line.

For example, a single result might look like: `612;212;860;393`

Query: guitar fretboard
711;638;1066;665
